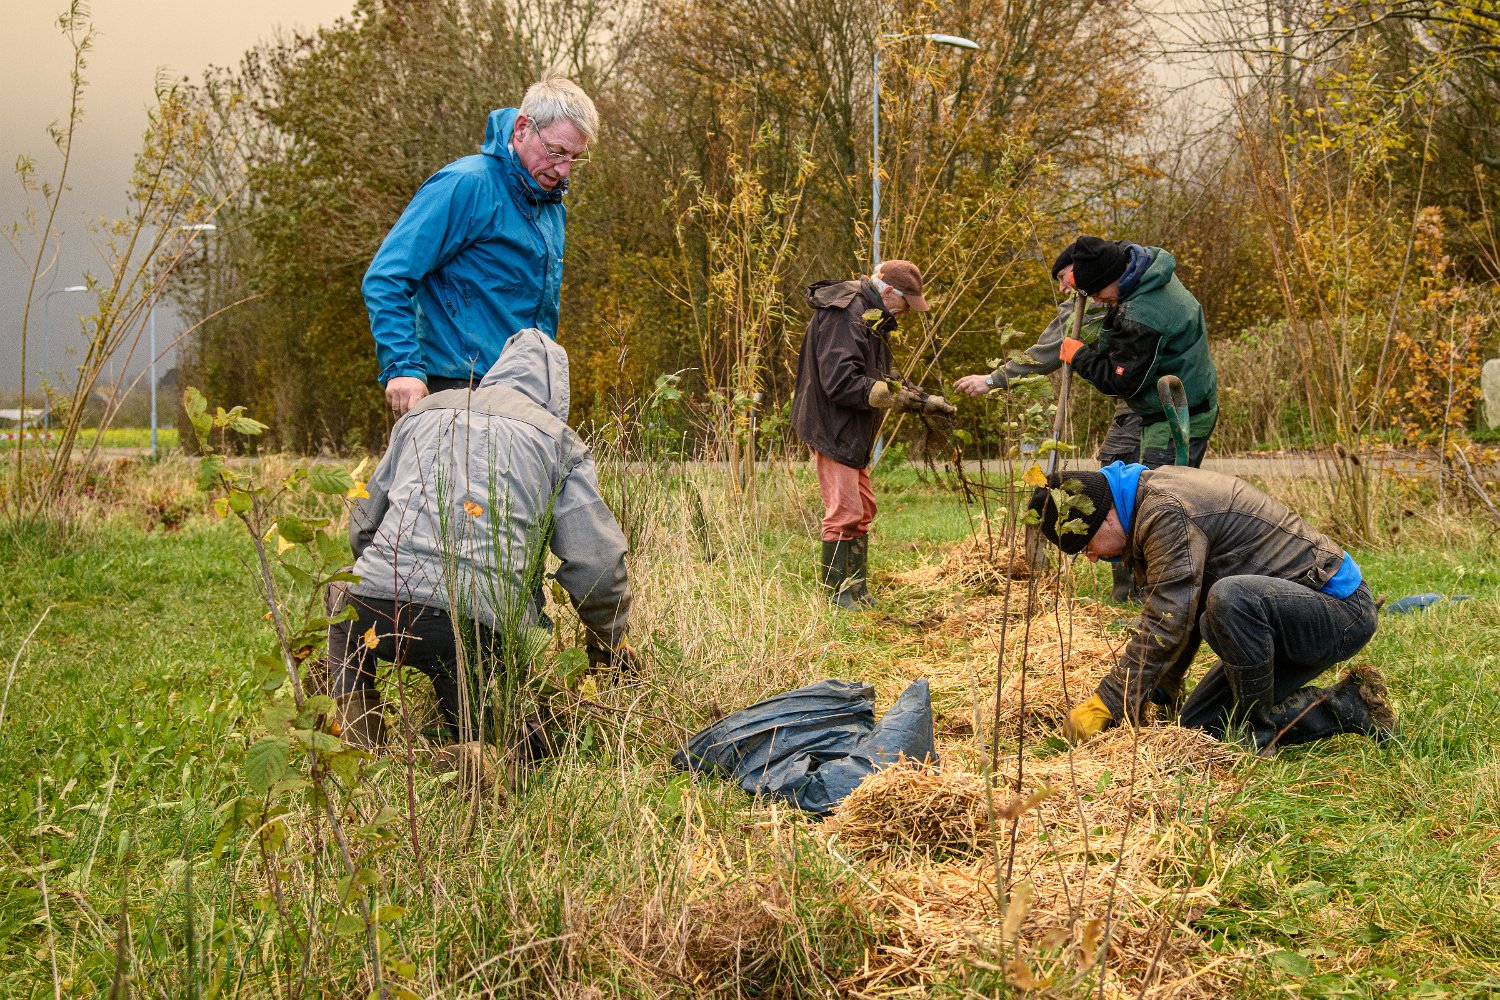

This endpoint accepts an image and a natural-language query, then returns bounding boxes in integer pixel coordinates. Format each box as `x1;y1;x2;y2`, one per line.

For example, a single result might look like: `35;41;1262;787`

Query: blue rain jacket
362;108;567;384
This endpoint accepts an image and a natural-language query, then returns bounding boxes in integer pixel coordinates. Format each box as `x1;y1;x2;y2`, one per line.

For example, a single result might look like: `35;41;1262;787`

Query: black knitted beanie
1028;470;1115;554
1070;236;1128;295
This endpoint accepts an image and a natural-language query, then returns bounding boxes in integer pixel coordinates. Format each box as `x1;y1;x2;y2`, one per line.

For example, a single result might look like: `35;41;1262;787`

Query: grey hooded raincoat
349;329;630;650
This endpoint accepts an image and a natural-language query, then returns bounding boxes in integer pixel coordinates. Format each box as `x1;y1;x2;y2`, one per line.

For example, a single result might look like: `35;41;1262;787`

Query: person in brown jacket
791;260;955;608
1029;463;1397;753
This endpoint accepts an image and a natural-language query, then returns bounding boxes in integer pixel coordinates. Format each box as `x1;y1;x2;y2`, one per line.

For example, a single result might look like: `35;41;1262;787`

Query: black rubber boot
820;540;858;610
1257;665;1399;755
845;534;875;608
1109;562;1138;604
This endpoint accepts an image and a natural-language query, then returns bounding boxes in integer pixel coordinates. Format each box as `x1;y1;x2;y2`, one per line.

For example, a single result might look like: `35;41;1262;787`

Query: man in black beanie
1028;463;1396;754
957;236;1213;601
1054;235;1219;469
954;250;1142;470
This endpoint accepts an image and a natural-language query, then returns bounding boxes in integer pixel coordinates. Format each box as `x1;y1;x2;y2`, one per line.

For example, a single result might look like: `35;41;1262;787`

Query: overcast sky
2;0;353;392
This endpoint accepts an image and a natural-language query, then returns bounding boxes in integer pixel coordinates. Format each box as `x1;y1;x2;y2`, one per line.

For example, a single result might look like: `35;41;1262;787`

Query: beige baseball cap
874;259;929;311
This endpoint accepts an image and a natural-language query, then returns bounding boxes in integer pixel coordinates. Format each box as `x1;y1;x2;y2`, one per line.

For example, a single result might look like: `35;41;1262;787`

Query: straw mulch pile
889;533;1045;596
824;730;1245;998
828;535;1250;996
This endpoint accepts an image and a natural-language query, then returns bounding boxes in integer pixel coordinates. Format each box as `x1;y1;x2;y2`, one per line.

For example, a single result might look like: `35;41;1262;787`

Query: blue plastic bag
671;678;937;815
1384;593;1473;615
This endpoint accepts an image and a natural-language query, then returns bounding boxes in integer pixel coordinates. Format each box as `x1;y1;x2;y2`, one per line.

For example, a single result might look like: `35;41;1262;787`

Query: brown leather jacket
1096;467;1353;723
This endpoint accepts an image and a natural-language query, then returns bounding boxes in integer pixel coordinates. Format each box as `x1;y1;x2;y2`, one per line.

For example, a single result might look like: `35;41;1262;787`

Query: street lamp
149;223;217;459
40;285;89;434
871;30;980;268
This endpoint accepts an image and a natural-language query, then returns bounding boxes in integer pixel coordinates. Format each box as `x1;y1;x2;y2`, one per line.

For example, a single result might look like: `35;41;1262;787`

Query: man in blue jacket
363;77;599;417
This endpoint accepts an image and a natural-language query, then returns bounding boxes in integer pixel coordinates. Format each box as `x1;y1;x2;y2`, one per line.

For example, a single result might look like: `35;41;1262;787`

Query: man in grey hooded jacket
330;328;631;745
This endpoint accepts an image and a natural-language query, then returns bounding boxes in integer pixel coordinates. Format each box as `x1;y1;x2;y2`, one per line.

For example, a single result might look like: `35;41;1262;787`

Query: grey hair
520;76;600;143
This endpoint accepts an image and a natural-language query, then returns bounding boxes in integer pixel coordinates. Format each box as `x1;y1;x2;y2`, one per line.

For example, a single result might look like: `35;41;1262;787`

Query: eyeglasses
529;121;590;166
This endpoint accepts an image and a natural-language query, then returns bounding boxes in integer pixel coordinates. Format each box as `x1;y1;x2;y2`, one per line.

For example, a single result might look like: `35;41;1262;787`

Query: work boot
337;689;387;751
819;540;858;610
845;534;875;608
1109;562;1141;604
1256;664;1399;755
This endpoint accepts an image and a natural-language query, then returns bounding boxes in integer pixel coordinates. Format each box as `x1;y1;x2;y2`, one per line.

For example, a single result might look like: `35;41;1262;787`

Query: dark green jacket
1068;248;1217;426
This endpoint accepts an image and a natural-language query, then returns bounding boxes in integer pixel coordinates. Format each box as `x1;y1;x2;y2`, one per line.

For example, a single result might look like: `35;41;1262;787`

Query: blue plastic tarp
671;678;937;815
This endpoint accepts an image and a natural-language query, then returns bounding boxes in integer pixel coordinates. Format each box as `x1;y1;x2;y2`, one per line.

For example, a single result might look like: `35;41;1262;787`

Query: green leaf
228;488;255;514
183;388;212;440
323;749;364;786
268;777;311;796
277;516;316;544
292;728;343;753
245;738;289;796
375;904;406;923
338;867;380;901
195;454;226;492
261;700;296;731
254;653;288;692
230;415;269;436
317;531;354;567
308;464;357;495
333;913;366;936
1266;951;1313;976
297;695;336;727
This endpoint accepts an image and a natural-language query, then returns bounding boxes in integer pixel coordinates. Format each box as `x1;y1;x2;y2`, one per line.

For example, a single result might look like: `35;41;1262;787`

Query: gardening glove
1059;337;1086;365
1064;695;1113;742
920;393;957;418
867;380;925;412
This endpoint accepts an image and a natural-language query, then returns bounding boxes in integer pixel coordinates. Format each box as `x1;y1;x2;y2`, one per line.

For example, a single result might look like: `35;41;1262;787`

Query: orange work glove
1064;694;1114;742
1059;337;1086;364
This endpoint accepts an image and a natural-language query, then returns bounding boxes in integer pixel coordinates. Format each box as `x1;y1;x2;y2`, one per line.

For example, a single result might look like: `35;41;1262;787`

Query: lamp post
40;285;88;434
149;223;217;459
871;31;980;268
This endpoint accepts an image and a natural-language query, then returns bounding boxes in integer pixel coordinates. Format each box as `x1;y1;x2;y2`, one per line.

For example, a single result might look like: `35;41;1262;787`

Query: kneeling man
1029;464;1396;752
331;328;632;747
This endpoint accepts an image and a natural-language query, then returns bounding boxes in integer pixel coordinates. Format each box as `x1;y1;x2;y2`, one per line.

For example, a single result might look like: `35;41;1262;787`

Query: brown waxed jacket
1096;467;1353;723
791;279;896;469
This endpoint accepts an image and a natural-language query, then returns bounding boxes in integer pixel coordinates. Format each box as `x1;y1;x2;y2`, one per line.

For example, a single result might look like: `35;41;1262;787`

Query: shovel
1156;375;1190;467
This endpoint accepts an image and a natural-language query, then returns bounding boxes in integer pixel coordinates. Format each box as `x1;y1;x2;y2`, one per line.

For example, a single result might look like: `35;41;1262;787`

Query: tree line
164;0;1498;472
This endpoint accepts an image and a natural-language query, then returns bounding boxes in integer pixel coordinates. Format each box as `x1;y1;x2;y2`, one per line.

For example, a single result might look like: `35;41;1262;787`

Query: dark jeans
1096;410;1142;465
329;595;502;739
1141;434;1210;469
1179;577;1377;738
1097;412;1211;469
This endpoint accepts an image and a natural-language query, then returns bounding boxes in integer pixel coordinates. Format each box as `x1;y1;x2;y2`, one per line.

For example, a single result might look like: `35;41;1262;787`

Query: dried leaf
1005;956;1046;989
1002;879;1033;944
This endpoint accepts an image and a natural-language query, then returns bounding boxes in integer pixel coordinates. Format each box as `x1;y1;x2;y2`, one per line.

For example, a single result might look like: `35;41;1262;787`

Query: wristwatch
984;374;996;389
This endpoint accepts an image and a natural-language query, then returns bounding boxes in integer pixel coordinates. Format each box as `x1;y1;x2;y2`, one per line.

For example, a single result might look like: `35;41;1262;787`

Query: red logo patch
1114;365;1126;375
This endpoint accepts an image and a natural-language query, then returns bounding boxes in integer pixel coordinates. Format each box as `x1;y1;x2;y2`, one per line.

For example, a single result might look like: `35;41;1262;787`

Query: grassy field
1;455;1497;998
0;426;181;451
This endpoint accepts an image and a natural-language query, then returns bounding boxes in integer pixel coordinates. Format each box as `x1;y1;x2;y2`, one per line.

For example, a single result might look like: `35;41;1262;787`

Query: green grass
1;461;1497;997
0;426;181;450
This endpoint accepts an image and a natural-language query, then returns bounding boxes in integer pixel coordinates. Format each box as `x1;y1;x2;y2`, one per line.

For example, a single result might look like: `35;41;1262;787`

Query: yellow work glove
1064;695;1113;742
